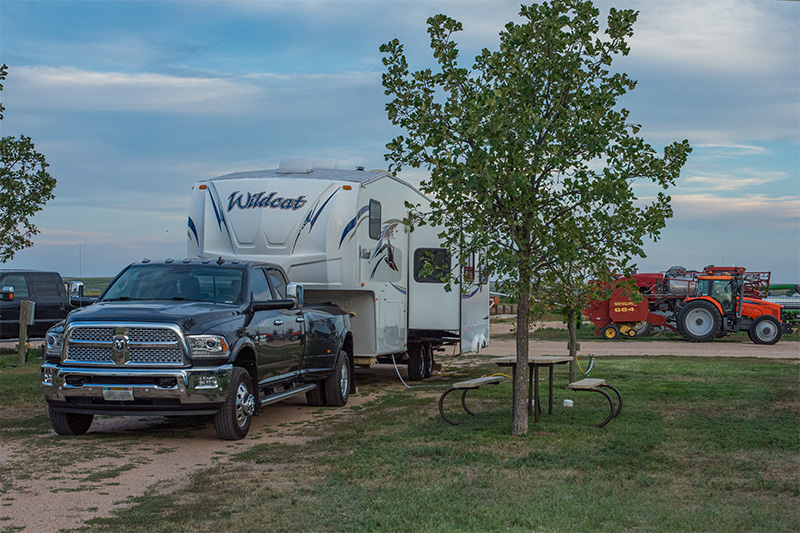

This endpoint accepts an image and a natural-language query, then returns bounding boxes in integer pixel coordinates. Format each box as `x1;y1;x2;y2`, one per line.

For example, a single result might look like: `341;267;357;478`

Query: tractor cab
696;275;735;314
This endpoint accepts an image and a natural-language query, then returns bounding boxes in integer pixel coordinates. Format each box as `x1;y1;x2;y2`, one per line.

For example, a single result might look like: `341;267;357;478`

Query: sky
1;0;798;282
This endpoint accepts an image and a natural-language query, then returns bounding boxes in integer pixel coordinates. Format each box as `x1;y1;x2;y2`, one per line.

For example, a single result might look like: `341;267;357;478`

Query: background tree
381;0;691;436
0;64;57;262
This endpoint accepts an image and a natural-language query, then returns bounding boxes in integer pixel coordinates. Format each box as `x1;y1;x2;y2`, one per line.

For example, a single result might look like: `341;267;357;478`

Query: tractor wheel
748;315;781;345
601;324;620;340
634;321;654;338
676;300;721;342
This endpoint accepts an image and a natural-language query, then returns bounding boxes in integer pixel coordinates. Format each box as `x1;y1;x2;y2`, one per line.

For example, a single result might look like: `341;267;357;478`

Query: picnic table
493;356;573;422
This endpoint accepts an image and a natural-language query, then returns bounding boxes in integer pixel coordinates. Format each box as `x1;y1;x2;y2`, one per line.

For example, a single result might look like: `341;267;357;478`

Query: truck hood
66;301;243;334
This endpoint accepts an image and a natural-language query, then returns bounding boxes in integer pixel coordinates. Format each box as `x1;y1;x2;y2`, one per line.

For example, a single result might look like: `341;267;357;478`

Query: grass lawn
57;354;799;532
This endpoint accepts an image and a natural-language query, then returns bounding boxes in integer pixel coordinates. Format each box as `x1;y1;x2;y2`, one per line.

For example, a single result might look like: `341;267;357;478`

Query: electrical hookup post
16;300;34;364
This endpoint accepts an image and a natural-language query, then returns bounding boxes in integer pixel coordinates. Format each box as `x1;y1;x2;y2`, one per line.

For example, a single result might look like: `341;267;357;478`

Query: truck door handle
273;319;284;326
296;317;305;323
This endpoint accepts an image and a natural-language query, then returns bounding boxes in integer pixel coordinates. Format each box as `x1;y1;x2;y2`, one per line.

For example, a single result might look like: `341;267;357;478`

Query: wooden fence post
16;301;35;365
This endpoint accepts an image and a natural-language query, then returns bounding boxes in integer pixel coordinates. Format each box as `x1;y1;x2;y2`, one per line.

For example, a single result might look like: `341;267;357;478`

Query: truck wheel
214;367;255;440
423;343;434;378
306;384;326;406
601;325;620;340
407;344;425;381
748;315;781;345
325;350;351;407
49;408;93;435
676;300;720;342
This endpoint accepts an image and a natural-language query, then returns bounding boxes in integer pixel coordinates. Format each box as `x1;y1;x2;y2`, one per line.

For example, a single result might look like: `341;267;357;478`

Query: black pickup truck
0;270;93;339
41;259;354;440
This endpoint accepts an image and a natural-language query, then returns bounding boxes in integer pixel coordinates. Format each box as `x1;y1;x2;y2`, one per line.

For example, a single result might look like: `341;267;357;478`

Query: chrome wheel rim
235;382;254;428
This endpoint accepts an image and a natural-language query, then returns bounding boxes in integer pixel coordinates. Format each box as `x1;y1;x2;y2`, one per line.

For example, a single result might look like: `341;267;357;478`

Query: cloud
681;171;785;192
5;66;263;114
670;193;799;230
629;0;798;76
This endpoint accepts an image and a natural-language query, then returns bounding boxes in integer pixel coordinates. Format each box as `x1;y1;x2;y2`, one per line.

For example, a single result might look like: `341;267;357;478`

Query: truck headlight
188;335;230;358
45;329;64;359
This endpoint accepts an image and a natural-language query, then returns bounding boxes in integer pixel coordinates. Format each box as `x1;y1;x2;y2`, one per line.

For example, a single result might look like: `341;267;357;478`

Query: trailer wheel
325;350;351;407
407;344;425;381
601;325;620;340
49;408;93;435
214;367;255;440
748;315;781;345
676;300;720;342
423;343;434;378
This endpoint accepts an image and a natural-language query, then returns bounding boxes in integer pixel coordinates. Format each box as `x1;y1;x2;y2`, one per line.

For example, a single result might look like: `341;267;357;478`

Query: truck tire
423;343;434;378
49;408;93;435
407;344;425;381
214;367;255;440
325;350;351;407
676;300;720;342
306;384;326;406
748;315;781;345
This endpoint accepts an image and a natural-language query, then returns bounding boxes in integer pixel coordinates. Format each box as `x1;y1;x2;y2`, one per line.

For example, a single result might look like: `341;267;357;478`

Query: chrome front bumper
41;362;233;416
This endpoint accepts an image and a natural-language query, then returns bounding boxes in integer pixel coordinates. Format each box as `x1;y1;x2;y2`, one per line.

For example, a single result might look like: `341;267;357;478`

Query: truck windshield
101;264;244;304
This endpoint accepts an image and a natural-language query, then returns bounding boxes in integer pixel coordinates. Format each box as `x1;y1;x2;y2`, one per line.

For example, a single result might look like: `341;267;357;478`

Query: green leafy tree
0;64;57;262
381;1;691;435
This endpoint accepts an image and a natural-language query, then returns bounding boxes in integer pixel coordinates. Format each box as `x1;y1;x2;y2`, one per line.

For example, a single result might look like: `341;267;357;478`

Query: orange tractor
676;271;788;344
584;266;792;344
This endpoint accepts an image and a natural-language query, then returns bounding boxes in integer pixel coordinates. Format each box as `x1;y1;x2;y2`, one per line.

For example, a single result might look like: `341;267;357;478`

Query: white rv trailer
187;158;489;380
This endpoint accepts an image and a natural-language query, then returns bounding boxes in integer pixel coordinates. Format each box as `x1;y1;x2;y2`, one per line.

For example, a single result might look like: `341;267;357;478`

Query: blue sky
1;0;798;282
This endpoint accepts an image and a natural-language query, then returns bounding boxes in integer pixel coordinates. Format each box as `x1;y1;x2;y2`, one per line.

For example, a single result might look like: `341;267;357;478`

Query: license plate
103;387;134;401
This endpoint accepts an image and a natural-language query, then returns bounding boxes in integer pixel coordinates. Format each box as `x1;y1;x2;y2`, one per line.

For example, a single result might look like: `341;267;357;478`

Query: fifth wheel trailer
187;158;489;380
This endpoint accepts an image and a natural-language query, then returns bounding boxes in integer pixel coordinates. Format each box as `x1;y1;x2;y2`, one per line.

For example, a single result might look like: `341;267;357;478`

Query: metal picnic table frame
493;356;573;422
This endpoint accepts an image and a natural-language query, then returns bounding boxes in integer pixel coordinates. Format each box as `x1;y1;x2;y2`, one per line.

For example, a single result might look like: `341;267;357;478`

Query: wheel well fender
232;346;257;387
683;296;723;316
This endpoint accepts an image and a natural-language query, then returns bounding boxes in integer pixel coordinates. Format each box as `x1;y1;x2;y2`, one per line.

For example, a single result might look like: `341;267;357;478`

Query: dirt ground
1;324;797;532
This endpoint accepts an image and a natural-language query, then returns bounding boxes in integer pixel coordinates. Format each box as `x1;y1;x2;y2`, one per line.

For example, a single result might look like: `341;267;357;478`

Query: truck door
267;268;304;373
28;273;68;337
0;273;28;339
251;268;302;383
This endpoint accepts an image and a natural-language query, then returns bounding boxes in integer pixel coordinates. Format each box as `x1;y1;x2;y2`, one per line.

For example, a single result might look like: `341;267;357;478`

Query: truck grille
64;324;186;366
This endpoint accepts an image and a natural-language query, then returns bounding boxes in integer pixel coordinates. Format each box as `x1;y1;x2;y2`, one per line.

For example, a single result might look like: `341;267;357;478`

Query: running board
259;383;316;408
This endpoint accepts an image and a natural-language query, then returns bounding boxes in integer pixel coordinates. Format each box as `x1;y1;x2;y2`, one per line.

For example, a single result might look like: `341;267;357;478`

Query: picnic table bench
568;378;622;427
438;375;505;426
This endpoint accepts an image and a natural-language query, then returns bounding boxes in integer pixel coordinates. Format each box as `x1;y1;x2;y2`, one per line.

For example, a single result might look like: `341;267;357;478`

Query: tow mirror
1;286;14;302
286;283;303;309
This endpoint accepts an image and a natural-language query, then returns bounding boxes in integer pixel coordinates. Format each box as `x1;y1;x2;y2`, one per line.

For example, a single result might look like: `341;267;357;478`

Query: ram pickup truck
41;258;354;440
0;270;94;339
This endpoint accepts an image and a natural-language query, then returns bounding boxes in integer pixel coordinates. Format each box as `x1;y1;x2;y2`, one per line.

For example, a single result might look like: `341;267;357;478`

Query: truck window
414;248;451;283
267;269;287;299
30;273;62;297
0;274;29;297
369;199;381;240
251;269;273;301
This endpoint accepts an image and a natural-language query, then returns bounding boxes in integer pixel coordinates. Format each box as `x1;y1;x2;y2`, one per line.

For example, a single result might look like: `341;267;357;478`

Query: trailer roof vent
278;157;313;174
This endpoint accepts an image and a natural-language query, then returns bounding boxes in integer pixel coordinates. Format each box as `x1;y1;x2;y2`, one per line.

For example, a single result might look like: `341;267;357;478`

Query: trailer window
414;248;451;283
369;199;381;240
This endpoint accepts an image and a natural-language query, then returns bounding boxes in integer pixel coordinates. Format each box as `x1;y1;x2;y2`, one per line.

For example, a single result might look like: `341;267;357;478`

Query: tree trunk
567;308;577;382
512;284;531;436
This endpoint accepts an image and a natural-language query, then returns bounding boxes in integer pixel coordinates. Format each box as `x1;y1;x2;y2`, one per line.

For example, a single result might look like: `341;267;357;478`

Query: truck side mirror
1;286;14;302
286;283;303;309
